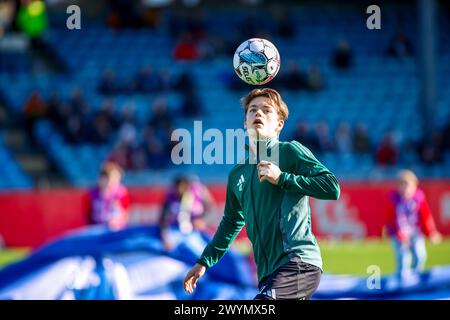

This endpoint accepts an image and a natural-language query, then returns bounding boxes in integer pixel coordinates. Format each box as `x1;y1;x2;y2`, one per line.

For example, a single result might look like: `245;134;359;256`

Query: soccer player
385;169;442;278
183;88;340;300
85;162;130;231
159;174;215;251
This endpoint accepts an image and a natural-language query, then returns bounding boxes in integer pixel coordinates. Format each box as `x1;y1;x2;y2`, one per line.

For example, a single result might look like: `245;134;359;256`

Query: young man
183;88;340;300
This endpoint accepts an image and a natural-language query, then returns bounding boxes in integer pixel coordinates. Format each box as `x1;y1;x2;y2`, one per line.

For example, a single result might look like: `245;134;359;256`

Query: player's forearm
197;215;245;268
277;171;340;200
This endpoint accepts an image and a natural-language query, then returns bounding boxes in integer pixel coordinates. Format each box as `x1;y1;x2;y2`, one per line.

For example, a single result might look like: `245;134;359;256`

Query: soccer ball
233;38;281;85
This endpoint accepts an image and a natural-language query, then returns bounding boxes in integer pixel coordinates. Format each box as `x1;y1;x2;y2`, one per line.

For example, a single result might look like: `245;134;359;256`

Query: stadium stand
0;4;449;188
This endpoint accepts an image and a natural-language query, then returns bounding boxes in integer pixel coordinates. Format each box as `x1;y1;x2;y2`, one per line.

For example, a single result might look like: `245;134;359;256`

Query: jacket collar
245;136;279;159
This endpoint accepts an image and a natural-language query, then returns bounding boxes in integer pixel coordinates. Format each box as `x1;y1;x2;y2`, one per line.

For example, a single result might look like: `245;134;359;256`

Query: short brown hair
100;161;123;177
397;169;418;186
240;88;289;122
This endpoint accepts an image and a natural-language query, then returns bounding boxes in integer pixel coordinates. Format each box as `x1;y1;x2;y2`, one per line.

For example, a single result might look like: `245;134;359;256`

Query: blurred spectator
443;117;450;152
291;120;318;152
334;122;352;155
281;61;306;90
148;97;173;133
174;71;196;94
352;123;372;155
173;32;200;61
158;69;173;92
159;174;215;251
418;131;444;165
332;39;353;69
53;102;72;135
107;0;143;29
85;162;130;231
98;99;121;131
305;64;324;91
181;89;203;117
132;65;160;93
98;69;121;95
108;141;133;170
187;10;208;40
0;1;15;37
69;86;86;111
314;121;334;153
77;102;94;139
46;91;62;125
91;113;113;145
23;90;48;137
274;10;294;39
376;132;398;165
142;126;170;169
130;145;148;171
386;31;414;58
385;170;441;279
64;113;84;144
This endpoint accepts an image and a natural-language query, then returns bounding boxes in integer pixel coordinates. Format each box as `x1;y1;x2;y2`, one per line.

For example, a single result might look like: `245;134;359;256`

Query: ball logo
240;51;267;65
240;65;253;84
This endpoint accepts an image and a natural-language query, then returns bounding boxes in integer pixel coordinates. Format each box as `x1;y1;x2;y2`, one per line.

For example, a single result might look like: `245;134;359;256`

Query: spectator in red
85;162;130;231
23;90;48;137
376;132;398;165
173;32;200;61
385;170;441;278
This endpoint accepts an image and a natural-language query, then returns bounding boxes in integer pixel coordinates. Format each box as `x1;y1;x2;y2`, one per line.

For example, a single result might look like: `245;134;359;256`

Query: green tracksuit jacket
197;138;340;282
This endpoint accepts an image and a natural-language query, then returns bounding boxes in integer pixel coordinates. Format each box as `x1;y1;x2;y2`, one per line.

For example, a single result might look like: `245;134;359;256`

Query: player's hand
183;263;206;294
430;232;442;245
257;161;281;185
163;238;174;251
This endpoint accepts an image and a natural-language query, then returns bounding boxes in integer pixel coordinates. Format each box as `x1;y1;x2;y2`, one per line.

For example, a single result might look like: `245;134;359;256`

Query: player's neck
248;135;279;158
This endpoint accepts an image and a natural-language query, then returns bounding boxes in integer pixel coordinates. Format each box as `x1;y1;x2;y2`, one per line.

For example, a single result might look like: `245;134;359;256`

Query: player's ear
244;119;247;129
276;119;284;133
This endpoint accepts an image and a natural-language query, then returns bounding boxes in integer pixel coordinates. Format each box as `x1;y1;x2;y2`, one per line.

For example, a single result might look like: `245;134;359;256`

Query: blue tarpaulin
1;225;449;300
0;225;258;300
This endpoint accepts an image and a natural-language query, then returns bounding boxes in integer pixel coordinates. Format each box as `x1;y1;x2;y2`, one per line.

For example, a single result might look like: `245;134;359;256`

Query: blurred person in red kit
385;169;442;278
85;162;130;231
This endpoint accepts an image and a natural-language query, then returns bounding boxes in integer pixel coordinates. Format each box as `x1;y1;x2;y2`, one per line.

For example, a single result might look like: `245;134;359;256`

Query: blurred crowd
16;4;449;175
23;82;203;171
289;118;450;167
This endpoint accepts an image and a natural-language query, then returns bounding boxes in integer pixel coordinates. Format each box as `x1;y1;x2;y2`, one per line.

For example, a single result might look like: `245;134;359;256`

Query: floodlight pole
417;0;438;138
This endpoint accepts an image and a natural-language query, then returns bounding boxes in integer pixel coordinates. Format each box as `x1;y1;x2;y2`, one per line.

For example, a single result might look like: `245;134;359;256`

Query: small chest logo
237;174;245;192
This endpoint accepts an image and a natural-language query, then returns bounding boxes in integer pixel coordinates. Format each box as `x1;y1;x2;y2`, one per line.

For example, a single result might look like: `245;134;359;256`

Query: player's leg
392;237;411;277
410;235;427;273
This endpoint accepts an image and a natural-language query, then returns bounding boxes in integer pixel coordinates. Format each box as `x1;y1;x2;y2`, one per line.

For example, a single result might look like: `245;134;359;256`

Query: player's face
397;179;417;199
244;96;284;139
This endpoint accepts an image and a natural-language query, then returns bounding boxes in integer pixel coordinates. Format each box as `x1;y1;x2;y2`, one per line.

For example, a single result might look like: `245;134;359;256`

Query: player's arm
275;141;340;200
419;196;442;244
196;178;245;267
184;175;245;293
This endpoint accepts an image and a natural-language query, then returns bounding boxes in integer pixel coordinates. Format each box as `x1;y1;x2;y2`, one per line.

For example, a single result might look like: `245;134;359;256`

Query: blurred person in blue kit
85;162;130;231
385;170;442;278
159;174;216;251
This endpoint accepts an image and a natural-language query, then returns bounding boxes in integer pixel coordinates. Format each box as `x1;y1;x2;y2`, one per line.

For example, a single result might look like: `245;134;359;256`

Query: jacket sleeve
196;174;245;268
277;141;340;200
419;196;438;237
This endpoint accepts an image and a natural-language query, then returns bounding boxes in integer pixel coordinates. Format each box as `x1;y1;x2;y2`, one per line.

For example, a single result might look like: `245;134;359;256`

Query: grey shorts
254;259;322;300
